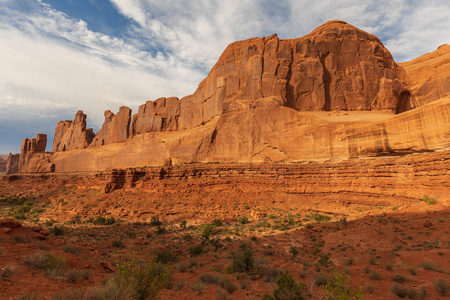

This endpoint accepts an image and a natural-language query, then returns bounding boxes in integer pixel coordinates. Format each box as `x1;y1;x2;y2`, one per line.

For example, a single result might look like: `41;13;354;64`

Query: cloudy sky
1;0;449;153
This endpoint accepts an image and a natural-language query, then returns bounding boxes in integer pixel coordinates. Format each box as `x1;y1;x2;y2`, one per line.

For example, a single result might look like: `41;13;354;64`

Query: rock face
0;154;7;172
18;134;54;173
5;153;19;175
178;20;409;130
399;44;450;107
131;97;181;135
14;20;450;173
53;110;95;152
90;106;131;147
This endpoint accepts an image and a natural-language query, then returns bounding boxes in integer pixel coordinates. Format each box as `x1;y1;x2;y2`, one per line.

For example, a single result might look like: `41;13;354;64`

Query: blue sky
0;0;449;153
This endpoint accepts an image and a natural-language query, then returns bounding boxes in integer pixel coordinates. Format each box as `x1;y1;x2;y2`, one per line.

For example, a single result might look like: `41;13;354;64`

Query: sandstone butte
7;20;450;175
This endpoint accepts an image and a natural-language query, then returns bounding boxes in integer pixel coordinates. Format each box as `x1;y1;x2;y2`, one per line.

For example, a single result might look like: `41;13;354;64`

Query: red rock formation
90;106;131;147
131;97;180;135
18;134;54;173
178;20;409;130
53;110;95;152
5;153;20;175
399;44;450;107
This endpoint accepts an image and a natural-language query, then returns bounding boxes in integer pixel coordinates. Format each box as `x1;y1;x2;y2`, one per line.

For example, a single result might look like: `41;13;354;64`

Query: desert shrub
323;270;363;300
237;216;249;225
314;273;329;287
16;293;41;300
434;277;450;296
190;280;205;291
92;216;106;225
262;273;306;300
150;216;162;226
13;234;32;244
209;238;223;252
391;283;409;298
113;255;171;300
181;233;192;241
418;260;446;273
83;279;134;300
368;270;381;280
62;244;80;255
264;268;287;283
50;225;65;236
188;245;204;257
199;223;214;244
64;269;90;283
199;272;221;284
112;240;125;248
392;274;406;283
366;285;375;294
1;264;17;279
105;217;116;225
318;254;333;267
304;212;332;223
344;258;354;266
155;250;177;264
180;220;187;229
24;251;66;277
127;231;137;238
230;243;254;273
213;219;223;227
155;226;166;234
422;195;436;205
289;246;299;258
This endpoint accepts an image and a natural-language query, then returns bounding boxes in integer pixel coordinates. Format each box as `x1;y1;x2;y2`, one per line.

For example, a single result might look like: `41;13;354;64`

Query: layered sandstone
399;44;450;107
53;110;95;152
0;154;7;172
90;106;131;147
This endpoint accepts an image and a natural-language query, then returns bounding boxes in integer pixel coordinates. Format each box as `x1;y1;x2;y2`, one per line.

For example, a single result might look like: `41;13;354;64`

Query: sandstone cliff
90;106;131;147
18;134;54;173
10;20;450;174
399;44;450;107
53;110;95;152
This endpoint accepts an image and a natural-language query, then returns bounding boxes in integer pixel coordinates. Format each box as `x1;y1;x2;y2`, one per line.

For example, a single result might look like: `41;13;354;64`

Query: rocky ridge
9;20;450;174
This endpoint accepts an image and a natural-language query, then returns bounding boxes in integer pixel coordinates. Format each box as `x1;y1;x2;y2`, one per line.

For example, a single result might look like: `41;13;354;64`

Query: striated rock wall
53;110;95;152
102;150;450;201
90;106;131;147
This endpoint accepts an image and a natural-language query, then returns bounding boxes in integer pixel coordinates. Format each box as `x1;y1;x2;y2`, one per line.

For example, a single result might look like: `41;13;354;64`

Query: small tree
232;243;254;273
199;223;215;245
263;273;306;300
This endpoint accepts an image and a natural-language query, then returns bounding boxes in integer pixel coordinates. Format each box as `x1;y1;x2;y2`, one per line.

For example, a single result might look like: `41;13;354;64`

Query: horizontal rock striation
101;150;450;201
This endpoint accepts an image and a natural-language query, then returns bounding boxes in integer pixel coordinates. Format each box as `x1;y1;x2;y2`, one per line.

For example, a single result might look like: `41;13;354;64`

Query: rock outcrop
53;110;95;152
131;97;181;135
90;106;131;147
399;44;450;107
5;153;19;175
0;154;7;172
18;134;54;173
13;20;450;174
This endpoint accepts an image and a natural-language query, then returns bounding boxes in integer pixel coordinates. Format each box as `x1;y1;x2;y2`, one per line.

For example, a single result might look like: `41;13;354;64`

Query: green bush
434;277;450;296
237;216;249;225
230;243;254;273
112;240;125;248
213;219;223;227
199;223;214;244
155;251;177;264
263;273;306;300
323;270;363;300
113;255;171;300
50;225;65;236
188;245;204;257
105;217;116;225
24;251;66;276
150;216;162;226
422;195;436;205
62;244;80;255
